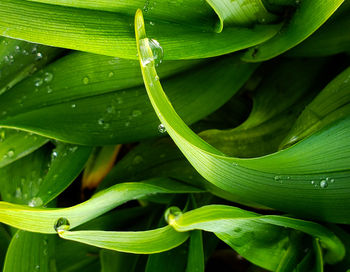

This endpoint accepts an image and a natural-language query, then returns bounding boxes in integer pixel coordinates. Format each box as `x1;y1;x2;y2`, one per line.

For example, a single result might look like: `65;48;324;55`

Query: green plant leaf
135;8;350;224
206;0;277;32
242;0;344;61
0;178;201;233
164;205;344;270
59;225;188;254
280;65;350;148
0;0;280;59
0;37;62;95
287;4;350;57
0;51;256;145
186;230;204;272
3;231;55;272
0;128;48;168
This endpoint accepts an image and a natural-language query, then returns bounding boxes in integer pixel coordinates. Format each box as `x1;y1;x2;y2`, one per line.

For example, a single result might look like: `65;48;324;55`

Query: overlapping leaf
135;9;350;224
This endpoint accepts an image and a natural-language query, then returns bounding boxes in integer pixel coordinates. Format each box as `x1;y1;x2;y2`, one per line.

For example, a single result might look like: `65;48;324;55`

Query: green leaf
0;51;256;145
100;250;139;272
0;0;280;59
0;128;48;168
0;224;10;268
206;0;277;32
0;37;62;95
0;178;201;233
36;143;92;205
186;230;204;272
242;0;344;61
135;8;350;224
165;205;344;270
3;231;56;272
280;66;350;148
59;225;188;254
288;4;350;57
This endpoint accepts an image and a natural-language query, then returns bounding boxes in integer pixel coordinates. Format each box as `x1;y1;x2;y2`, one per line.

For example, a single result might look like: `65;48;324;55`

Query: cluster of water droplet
310;177;334;189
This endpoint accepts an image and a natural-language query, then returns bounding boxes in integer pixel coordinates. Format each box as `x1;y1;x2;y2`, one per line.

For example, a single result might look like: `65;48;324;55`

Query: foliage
0;0;349;271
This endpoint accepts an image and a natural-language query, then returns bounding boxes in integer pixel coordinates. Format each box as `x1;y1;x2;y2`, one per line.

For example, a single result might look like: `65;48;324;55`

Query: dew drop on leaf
28;197;43;207
54;217;70;232
158;124;166;133
44;72;53;82
139;38;163;67
7;149;15;158
34;78;43;87
320;180;328;188
82;76;90;85
35;52;43;61
132;110;142;117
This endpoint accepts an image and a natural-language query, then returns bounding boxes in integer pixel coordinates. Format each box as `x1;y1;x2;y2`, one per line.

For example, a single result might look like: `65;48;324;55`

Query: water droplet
98;118;105;125
165;207;182;225
28;197;43;207
158;124;166;133
15;187;22;198
22;49;29;55
34;77;43;87
125;121;130;127
46;86;53;94
132;155;143;165
106;105;115;114
311;180;315;185
132;110;142;117
14;45;20;52
150;21;155;26
7;149;15;158
71;104;76;108
52;151;58;159
330;179;335;183
139;38;164;67
232;162;238;166
108;71;114;78
54;217;70;232
35;52;43;60
35;264;40;270
44;72;53;82
103;123;110;129
69;146;78;153
320;180;328;188
155;75;159;81
82;76;90;84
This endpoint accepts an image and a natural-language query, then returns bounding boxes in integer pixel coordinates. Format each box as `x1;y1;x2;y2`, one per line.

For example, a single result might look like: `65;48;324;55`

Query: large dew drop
158;124;167;133
54;217;70;233
164;206;182;226
139;38;163;67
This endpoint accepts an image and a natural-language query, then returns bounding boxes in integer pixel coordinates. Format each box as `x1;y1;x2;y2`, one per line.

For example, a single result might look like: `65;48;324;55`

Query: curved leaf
206;0;277;32
0;0;280;59
280;65;350;148
0;128;48;168
242;0;344;61
135;9;350;223
0;178;201;233
165;205;344;269
0;51;256;145
59;225;188;254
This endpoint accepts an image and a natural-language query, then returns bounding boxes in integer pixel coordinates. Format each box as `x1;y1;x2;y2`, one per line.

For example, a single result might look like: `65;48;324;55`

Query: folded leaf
0;0;280;59
135;9;350;224
243;0;344;61
0;178;201;233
